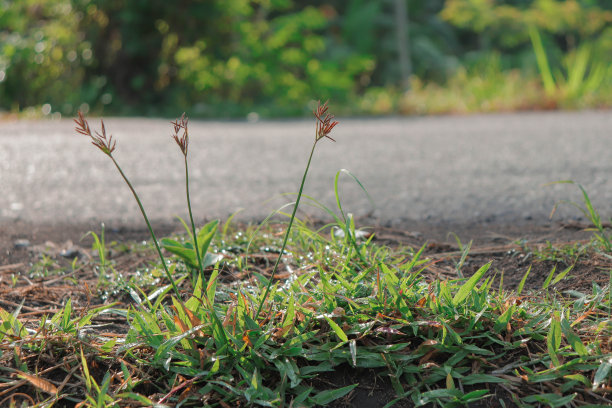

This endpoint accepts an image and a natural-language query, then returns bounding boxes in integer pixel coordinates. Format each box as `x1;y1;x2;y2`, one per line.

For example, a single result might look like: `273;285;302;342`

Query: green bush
1;0;611;117
0;0;93;115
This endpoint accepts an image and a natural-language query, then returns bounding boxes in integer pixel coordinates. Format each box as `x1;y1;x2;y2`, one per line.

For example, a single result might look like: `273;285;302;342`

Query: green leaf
300;362;333;376
80;347;92;392
161;238;197;267
563;374;590;387
421;388;462;400
560;317;588;357
250;368;259;390
293;387;313;404
206;268;219;304
324;316;348;343
461;374;508;385
460;344;494;356
281;295;295;337
154;324;205;362
311;384;358;405
461;389;489;402
593;357;612;390
522;393;576;407
453;262;491;307
98;372;112;406
441;322;462;345
542;265;557;289
517;265;531;295
160;238;185;248
0;307;25;339
547;311;562;366
551;265;573;286
494;305;515;333
197;220;219;258
276;359;299;388
62;298;73;331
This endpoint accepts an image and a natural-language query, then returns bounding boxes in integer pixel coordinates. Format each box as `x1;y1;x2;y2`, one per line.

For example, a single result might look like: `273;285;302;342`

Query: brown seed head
314;101;338;142
171;113;189;156
74;111;116;155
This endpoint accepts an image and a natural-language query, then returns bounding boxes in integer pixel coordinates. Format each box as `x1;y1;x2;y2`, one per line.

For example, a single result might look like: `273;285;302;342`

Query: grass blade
551;265;573;286
560;317;588;357
542;265;557;290
529;26;556;95
517;265;531;295
324;316;348;343
547;311;562;366
593;357;612;390
311;384;358;405
453;262;491;307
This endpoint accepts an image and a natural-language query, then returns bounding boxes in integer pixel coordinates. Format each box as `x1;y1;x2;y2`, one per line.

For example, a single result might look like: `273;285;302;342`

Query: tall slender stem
184;156;204;278
110;156;181;298
182;152;228;347
255;142;317;319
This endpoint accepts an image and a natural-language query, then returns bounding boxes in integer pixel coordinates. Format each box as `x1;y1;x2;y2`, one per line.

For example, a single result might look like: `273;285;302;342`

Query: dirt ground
1;218;609;408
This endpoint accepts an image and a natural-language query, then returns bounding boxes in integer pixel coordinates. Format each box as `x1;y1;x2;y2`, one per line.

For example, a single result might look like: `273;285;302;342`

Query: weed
551;181;612;252
169;113;213;284
255;101;338;319
75;113;181;297
531;240;588;264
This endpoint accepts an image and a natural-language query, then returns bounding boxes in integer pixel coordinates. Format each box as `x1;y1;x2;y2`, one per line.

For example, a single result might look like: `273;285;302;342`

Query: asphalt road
1;111;611;236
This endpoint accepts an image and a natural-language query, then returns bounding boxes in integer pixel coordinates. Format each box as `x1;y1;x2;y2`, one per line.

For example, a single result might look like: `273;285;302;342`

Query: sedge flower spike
171;112;189;156
314;100;338;142
74;111;116;155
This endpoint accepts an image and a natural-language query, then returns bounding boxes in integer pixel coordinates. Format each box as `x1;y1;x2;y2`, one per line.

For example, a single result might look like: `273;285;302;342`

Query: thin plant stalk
254;143;316;319
171;114;205;278
171;114;228;347
255;101;337;320
184;155;228;346
75;113;181;298
109;156;181;297
184;156;204;277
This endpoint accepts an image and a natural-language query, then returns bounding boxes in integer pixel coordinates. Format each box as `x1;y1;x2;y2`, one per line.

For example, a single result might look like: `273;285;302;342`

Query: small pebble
14;239;30;248
60;247;81;258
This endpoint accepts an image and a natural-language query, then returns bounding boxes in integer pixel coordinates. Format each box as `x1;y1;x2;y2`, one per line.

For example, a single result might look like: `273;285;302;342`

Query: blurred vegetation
1;0;611;118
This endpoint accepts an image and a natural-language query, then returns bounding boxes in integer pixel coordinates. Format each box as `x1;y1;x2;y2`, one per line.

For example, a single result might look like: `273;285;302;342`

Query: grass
1;107;612;407
528;27;608;103
2;220;612;407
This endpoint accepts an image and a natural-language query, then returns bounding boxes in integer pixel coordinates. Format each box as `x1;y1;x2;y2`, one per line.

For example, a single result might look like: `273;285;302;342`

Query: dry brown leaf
173;315;189;334
15;370;57;395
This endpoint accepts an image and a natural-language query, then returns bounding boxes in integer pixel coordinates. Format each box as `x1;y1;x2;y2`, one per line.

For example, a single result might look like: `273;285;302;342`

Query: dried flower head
313;100;338;142
171;113;189;156
74;111;116;155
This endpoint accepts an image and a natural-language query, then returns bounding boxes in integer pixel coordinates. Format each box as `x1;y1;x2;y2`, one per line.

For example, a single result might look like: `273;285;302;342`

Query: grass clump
0;104;611;407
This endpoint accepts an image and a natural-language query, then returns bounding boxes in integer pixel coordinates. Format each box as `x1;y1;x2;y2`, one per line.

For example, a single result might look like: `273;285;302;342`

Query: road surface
1;111;611;240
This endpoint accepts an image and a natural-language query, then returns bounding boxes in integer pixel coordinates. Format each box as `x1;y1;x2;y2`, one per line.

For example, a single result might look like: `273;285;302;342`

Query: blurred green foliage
0;0;90;115
1;0;611;118
441;0;612;109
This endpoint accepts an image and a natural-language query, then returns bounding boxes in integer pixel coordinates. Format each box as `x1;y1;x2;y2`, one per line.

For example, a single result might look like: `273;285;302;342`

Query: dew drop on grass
280;265;298;291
